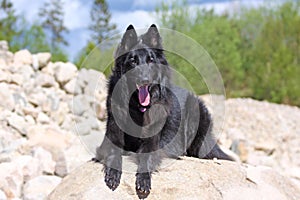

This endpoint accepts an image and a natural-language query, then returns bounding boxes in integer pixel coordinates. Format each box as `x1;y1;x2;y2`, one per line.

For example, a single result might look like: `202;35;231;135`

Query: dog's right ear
116;25;138;56
142;24;162;49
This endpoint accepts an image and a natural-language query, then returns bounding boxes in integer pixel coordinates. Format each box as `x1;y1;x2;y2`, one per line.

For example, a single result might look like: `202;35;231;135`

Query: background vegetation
155;0;300;106
0;0;299;106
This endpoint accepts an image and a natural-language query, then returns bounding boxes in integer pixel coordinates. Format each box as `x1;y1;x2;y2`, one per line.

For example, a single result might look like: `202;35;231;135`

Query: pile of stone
0;40;299;199
200;94;300;190
0;41;107;200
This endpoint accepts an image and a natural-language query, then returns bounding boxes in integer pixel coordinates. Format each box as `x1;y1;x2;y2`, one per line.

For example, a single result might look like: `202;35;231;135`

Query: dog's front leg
135;143;161;199
95;134;123;191
104;153;122;191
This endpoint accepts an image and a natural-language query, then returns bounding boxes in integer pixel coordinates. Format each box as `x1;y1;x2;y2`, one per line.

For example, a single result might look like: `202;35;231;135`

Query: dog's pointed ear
121;25;138;51
142;24;162;49
115;25;137;57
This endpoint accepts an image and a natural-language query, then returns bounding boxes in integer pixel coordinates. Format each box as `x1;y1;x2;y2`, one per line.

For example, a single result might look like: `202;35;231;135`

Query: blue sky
11;0;270;61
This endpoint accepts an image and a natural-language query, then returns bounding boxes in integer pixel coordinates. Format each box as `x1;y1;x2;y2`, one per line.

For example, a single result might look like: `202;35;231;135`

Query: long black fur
94;24;233;199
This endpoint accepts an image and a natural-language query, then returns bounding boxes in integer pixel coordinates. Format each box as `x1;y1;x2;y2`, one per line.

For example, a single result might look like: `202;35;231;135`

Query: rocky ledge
49;157;300;200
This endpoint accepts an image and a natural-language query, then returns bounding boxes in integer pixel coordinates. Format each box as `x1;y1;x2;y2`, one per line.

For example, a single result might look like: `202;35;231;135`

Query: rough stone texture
48;158;300;200
0;69;11;83
14;49;32;66
27;126;72;152
0;190;7;200
64;78;81;94
0;43;299;199
36;112;50;124
13;155;41;182
32;147;56;175
221;98;300;187
0;83;15;111
54;62;77;84
36;52;51;69
23;175;61;200
72;94;90;116
0;41;13;65
7;112;29;135
0;162;23;198
35;73;57;88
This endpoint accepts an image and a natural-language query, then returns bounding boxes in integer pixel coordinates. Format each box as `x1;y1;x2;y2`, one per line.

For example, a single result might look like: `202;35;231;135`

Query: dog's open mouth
136;84;150;112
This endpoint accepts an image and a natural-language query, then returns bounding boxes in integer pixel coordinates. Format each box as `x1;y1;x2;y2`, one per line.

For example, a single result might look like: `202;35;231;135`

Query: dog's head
113;25;171;112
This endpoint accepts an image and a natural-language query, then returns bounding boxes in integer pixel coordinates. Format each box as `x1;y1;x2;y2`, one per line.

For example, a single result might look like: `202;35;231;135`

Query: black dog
94;24;233;199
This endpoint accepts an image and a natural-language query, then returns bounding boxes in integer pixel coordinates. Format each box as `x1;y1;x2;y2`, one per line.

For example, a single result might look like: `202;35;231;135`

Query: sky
10;0;272;61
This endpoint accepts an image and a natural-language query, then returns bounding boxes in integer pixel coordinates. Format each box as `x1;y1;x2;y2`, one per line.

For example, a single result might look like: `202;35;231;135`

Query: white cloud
64;0;91;30
111;10;157;32
12;0;44;22
132;0;162;8
186;0;271;16
11;0;90;30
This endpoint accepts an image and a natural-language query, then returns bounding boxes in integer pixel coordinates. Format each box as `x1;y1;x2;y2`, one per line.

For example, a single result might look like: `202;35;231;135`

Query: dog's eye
129;57;137;65
148;56;154;63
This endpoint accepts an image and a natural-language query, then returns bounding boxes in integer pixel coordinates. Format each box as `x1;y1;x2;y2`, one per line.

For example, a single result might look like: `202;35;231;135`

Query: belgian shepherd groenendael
94;24;233;199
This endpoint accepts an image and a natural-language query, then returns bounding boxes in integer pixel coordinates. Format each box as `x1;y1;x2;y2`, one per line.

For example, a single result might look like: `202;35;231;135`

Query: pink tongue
138;85;150;106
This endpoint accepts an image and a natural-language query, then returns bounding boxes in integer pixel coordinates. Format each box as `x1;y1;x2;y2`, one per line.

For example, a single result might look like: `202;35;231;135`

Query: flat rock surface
48;157;300;200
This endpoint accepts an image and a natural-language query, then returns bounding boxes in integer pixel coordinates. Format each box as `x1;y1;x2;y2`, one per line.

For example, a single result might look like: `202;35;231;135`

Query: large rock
13;155;41;182
48;158;300;200
14;49;32;66
0;69;11;82
35;73;57;88
0;162;23;198
0;190;6;200
0;83;15;111
0;41;13;65
36;52;51;69
23;175;61;200
33;147;56;175
27;126;72;152
7;112;29;135
63;78;82;94
54;136;92;178
71;94;90;116
220;98;300;185
54;62;77;84
0;41;9;51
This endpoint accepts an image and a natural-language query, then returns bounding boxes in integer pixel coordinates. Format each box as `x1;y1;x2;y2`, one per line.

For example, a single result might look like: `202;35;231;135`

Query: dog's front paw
104;167;122;191
136;173;151;199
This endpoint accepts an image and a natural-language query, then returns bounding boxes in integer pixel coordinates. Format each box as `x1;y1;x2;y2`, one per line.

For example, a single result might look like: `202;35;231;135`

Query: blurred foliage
89;0;117;44
155;0;300;106
0;0;68;62
38;0;69;48
75;0;116;70
0;0;18;43
75;41;115;76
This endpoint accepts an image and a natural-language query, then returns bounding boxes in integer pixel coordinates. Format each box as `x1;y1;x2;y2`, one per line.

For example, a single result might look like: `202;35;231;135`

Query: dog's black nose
140;78;150;85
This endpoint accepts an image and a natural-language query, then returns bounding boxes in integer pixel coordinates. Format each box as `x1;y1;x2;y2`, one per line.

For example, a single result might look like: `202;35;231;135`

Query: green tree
0;0;18;43
39;0;69;49
38;0;68;61
190;14;243;96
155;0;192;32
74;41;114;75
89;0;117;44
75;0;117;69
246;1;300;105
74;41;97;68
10;17;50;53
155;1;243;96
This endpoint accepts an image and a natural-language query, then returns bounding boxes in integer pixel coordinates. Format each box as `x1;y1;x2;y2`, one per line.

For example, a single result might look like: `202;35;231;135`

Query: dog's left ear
115;25;138;57
142;24;162;49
